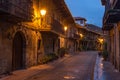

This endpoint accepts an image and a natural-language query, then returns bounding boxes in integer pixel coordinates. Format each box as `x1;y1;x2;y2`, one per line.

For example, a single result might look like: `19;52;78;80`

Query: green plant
78;45;83;51
47;53;58;60
82;45;87;51
38;53;58;64
102;50;108;61
57;47;67;57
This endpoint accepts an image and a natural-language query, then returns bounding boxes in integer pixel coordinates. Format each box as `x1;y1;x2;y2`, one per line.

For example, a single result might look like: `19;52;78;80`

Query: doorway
12;32;26;71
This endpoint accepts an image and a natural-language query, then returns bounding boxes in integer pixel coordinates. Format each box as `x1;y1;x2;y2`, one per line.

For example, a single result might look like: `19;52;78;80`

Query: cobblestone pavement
94;56;120;80
25;51;97;80
1;51;97;80
100;61;120;80
94;56;103;80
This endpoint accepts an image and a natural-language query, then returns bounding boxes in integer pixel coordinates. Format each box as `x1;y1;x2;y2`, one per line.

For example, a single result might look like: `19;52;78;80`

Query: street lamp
40;9;46;16
98;38;104;44
64;26;67;32
40;9;46;28
98;38;104;51
79;33;83;39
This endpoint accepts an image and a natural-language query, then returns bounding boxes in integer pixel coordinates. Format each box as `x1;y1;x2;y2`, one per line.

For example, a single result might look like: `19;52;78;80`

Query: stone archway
12;31;26;71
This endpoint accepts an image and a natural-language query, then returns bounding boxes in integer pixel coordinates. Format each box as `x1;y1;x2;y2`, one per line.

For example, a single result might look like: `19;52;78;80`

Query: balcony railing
0;0;33;22
73;33;80;39
51;19;64;35
103;0;120;23
40;16;65;35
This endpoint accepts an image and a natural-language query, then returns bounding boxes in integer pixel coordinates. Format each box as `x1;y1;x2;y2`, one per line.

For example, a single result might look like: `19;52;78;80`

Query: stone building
86;24;104;51
75;17;103;51
0;0;34;74
101;0;120;70
0;0;75;74
38;0;75;54
67;23;80;53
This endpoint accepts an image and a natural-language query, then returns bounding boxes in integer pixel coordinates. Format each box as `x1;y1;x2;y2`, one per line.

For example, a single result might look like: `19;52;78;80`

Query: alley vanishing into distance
1;0;120;80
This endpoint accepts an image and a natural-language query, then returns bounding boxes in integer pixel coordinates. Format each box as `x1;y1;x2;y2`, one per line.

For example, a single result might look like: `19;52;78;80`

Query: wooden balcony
102;23;114;30
68;33;74;40
103;0;120;30
113;0;120;9
40;18;65;36
0;0;33;23
103;9;120;23
103;0;120;23
51;19;65;35
68;31;80;39
73;33;80;39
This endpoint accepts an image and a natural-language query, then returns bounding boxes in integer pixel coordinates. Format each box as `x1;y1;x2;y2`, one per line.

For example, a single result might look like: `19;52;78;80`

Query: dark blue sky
65;0;105;27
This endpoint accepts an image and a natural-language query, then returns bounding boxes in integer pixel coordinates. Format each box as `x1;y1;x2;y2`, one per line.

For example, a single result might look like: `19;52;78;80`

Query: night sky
65;0;105;27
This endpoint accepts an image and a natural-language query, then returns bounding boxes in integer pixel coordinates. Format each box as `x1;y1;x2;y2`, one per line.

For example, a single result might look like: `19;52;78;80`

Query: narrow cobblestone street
101;61;120;80
94;56;103;80
1;0;120;80
94;56;120;80
1;51;97;80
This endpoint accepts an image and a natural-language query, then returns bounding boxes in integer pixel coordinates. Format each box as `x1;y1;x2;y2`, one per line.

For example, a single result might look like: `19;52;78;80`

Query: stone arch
12;31;26;71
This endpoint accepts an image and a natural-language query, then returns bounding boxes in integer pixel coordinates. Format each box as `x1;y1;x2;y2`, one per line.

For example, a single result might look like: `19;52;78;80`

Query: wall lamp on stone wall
64;26;67;32
40;9;46;28
33;9;46;23
98;38;104;51
98;38;104;44
79;33;83;39
40;9;46;16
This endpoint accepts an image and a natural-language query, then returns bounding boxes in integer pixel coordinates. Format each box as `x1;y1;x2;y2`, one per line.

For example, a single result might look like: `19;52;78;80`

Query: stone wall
41;32;59;54
0;22;42;74
0;22;13;74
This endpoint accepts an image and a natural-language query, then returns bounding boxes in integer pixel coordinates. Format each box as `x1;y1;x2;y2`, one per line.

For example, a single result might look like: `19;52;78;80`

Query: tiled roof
74;17;87;21
86;24;103;35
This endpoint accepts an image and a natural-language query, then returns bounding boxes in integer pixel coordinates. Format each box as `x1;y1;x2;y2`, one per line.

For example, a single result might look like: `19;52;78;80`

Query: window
80;20;84;24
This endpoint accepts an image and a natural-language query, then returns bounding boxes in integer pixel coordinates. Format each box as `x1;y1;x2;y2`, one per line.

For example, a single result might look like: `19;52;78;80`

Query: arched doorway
12;31;26;71
37;39;41;64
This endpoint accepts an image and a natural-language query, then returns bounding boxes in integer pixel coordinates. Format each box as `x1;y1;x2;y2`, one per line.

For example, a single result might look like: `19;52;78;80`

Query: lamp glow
80;33;83;38
64;26;67;31
98;38;104;44
40;9;46;16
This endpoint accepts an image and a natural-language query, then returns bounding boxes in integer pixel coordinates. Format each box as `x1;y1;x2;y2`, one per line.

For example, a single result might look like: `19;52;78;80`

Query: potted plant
102;50;108;61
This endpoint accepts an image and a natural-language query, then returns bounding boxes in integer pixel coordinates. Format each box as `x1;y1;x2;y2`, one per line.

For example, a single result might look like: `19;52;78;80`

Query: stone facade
101;0;120;71
108;23;120;70
0;22;42;74
75;17;103;51
41;32;59;54
67;24;79;53
0;0;76;74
